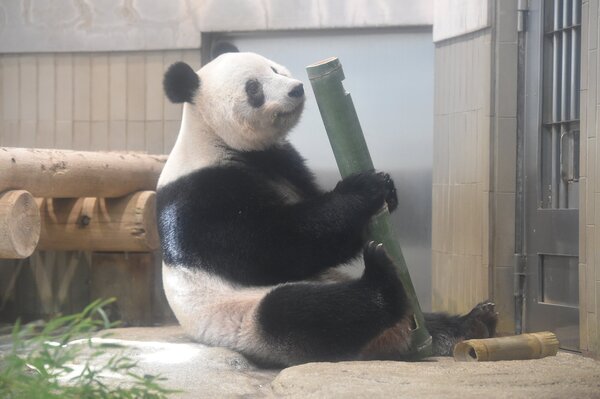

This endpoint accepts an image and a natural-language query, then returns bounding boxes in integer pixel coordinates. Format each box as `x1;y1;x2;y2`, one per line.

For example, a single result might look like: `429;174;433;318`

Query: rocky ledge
82;325;600;398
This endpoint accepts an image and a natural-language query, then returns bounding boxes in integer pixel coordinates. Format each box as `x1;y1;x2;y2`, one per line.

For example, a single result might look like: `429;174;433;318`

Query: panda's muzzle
273;102;303;119
272;99;304;129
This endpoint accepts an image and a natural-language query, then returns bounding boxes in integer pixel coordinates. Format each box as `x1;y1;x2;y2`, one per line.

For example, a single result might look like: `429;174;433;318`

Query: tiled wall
432;29;492;315
580;0;600;358
490;0;519;334
0;50;200;153
432;1;519;334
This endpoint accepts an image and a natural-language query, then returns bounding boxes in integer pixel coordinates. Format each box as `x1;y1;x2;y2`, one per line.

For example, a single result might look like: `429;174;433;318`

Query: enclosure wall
580;0;600;357
0;49;200;321
432;1;521;337
432;29;492;315
0;50;200;153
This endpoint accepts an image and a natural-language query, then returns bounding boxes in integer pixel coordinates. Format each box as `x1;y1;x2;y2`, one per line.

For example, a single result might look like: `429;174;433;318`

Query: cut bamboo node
0;190;41;259
453;331;559;362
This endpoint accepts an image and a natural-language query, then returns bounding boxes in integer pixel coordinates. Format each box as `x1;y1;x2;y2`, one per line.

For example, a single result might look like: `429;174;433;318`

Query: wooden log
0;190;41;259
0;147;167;198
36;191;159;252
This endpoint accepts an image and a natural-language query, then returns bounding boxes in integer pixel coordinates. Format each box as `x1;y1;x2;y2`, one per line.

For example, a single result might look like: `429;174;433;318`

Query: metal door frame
523;0;580;350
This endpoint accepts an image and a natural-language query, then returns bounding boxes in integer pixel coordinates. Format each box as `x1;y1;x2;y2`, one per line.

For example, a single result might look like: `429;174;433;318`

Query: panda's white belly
162;263;270;350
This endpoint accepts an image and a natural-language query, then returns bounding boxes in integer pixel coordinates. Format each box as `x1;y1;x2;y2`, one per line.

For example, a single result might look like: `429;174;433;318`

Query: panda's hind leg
425;301;499;356
253;242;410;366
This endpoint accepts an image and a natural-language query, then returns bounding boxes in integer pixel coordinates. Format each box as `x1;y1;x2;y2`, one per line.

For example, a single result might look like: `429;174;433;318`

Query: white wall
0;0;432;53
433;0;490;42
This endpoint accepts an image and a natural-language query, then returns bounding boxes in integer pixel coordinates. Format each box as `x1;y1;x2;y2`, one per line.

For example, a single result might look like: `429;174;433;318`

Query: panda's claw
382;173;398;212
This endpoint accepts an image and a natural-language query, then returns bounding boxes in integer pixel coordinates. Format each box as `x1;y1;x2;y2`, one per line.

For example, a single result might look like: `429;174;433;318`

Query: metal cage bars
541;0;581;209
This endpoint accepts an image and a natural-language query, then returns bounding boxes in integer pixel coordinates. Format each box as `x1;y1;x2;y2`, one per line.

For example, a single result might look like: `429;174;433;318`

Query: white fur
159;53;313;363
158;103;227;187
198;53;304;152
162;261;358;364
159;53;304;188
162;265;265;349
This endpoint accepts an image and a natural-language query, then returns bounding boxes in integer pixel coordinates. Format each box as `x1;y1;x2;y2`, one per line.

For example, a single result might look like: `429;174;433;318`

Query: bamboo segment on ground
0;147;167;198
0;190;41;259
36;191;159;252
453;331;559;361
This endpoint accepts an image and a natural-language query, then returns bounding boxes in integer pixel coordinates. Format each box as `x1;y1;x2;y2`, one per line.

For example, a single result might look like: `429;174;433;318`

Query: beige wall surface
0;50;200;153
490;0;519;335
580;0;600;358
432;29;492;315
432;0;519;336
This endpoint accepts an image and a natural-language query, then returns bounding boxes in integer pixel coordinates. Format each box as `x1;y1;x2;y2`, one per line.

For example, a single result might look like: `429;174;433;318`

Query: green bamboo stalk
307;57;432;359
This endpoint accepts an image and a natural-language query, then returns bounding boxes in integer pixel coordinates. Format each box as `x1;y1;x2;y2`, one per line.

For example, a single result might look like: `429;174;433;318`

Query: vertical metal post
552;0;562;208
568;0;581;207
559;0;571;208
306;57;433;360
561;0;571;122
571;0;580;119
515;0;529;335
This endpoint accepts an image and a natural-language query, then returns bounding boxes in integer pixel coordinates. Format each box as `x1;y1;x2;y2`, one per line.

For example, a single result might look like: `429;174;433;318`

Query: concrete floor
80;325;600;398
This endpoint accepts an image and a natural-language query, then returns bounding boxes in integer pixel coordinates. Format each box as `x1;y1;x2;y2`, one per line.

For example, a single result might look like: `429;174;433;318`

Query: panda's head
163;52;305;151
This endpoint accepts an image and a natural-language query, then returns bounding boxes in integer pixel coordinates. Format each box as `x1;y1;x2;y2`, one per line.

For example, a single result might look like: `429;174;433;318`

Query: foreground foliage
0;299;176;398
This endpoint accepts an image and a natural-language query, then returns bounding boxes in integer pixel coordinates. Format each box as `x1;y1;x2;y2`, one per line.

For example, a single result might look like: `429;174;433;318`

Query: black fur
157;143;394;286
257;242;409;365
163;62;200;104
157;132;497;361
158;53;498;363
211;42;239;59
425;301;498;355
245;79;265;108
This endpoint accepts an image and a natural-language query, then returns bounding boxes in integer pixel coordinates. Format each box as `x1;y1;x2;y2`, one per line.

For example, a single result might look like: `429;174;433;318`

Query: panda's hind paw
362;241;398;284
462;300;499;339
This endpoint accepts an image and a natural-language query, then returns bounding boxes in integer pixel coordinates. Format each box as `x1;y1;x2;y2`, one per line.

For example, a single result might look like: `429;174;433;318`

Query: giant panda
156;52;498;367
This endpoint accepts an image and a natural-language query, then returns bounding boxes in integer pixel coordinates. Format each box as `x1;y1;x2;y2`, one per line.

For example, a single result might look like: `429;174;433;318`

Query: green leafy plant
0;298;177;399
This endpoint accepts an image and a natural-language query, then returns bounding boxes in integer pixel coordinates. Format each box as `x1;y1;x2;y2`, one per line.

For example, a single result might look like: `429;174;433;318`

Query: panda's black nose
288;83;304;98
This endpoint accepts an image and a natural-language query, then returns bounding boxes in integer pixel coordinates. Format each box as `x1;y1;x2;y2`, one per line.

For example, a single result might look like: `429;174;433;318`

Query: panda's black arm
157;167;389;285
257;171;391;280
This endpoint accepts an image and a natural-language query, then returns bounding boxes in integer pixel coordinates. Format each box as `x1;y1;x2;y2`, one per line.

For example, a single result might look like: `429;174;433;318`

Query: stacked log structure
0;147;166;258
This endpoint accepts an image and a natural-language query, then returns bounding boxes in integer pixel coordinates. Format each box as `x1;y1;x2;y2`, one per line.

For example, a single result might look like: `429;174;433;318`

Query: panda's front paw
334;171;388;213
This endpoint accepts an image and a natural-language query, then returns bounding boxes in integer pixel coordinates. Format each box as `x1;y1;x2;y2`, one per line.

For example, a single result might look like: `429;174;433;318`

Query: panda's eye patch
246;79;260;94
245;79;265;108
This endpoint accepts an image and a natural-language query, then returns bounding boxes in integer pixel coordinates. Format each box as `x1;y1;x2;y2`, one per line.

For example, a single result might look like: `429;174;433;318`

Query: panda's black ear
211;42;239;59
163;62;200;104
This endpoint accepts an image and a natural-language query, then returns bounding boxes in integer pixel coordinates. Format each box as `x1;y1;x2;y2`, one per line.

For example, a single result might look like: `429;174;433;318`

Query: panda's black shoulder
235;142;321;197
156;165;273;212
